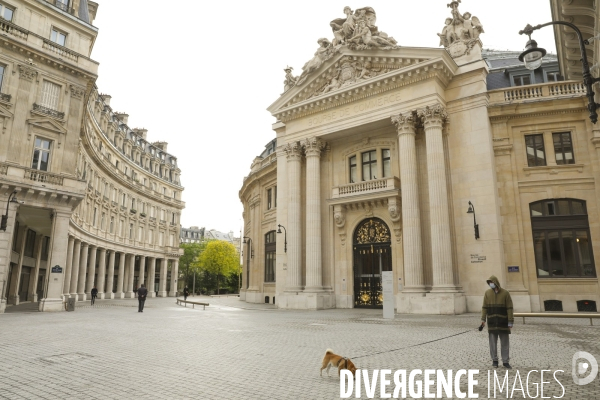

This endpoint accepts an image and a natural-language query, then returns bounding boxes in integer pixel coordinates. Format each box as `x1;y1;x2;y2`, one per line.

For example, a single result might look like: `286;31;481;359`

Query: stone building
239;3;600;313
0;0;184;313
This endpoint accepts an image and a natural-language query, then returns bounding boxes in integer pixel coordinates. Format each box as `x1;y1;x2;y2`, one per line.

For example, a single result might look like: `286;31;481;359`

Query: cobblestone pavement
1;296;599;399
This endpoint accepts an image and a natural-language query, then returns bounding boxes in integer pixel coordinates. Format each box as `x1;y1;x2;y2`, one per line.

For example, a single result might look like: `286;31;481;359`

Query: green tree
178;242;207;291
198;241;239;294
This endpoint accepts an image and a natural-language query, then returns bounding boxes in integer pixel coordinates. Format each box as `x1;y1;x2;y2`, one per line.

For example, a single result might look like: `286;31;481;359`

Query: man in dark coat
481;275;514;369
183;286;190;301
90;286;98;306
137;284;148;313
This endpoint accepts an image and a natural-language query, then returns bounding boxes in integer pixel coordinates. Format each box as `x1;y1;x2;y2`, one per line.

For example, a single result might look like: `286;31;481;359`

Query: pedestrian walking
91;286;98;305
183;286;190;302
137;284;148;312
480;275;514;369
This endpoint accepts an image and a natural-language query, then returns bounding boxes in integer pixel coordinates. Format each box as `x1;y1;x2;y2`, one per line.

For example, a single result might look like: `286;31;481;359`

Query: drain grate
38;352;94;364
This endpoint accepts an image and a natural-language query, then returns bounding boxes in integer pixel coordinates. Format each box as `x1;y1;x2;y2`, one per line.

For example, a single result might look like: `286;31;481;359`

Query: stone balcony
488;81;586;105
330;177;400;206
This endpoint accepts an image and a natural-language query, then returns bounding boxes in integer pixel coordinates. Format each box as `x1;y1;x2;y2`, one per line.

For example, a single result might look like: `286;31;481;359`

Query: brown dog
320;349;357;377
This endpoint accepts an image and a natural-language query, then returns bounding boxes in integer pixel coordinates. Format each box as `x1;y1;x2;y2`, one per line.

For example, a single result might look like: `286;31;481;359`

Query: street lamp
1;190;19;231
518;22;600;124
242;237;253;258
276;224;287;253
466;201;479;240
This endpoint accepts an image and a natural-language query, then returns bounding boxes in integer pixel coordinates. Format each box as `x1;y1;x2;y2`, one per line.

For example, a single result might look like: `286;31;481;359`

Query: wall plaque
508;266;520;273
470;254;486;263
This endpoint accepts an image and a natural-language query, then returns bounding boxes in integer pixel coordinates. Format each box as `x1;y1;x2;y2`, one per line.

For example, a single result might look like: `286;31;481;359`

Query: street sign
51;265;62;273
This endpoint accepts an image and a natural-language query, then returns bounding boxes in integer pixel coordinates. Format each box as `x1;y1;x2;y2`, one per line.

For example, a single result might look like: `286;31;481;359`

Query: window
162;187;166;195
110;216;114;233
544;70;560;82
0;3;14;21
24;229;36;258
525;134;546;167
265;231;276;282
553;132;574;165
349;156;357;183
50;28;67;46
274;186;277;208
0;64;5;93
12;221;19;251
93;207;97;226
543;300;563;312
119;219;124;236
149;230;154;244
159;232;164;246
55;0;69;12
32;137;51;171
122;193;126;206
40;80;60;110
362;150;377;180
577;300;597;312
267;188;272;210
382;149;391;178
513;74;532;86
131;198;136;210
530;199;596;278
41;237;50;261
171;213;176;224
138;226;143;241
169;234;174;247
100;212;105;230
129;223;133;239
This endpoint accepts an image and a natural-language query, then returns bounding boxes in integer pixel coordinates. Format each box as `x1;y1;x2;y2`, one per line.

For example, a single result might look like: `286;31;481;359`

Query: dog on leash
320;349;357;377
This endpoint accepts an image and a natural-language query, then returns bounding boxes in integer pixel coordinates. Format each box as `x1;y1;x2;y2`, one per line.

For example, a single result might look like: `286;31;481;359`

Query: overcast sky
92;1;556;234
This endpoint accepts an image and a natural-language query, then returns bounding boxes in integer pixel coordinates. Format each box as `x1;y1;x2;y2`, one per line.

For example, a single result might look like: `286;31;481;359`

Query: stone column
125;254;135;298
303;137;326;291
8;225;27;305
420;105;456;291
96;248;107;298
146;257;156;297
169;259;179;296
70;240;81;298
138;255;146;292
391;113;425;292
39;211;70;311
104;250;116;299
115;251;125;299
63;236;75;296
28;234;44;302
86;245;97;295
77;243;89;301
284;141;303;291
158;259;168;297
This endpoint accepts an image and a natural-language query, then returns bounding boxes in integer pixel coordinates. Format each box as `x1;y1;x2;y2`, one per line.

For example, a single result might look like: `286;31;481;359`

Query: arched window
264;231;276;282
530;199;596;278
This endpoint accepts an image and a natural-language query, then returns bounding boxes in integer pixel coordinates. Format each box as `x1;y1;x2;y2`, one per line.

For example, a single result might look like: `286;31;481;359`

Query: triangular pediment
27;117;67;134
0;104;13;119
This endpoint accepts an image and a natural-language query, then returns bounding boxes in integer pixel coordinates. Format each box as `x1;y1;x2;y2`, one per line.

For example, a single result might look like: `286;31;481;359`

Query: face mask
489;283;496;289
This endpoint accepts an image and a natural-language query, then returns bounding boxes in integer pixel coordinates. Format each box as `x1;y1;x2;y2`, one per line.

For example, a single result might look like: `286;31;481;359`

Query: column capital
391;112;417;136
81;242;89;248
418;104;448;130
284;141;302;161
303;137;326;157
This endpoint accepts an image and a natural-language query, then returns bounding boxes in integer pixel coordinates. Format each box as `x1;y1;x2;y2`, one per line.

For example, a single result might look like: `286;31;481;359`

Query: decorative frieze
18;64;38;81
70;85;86;99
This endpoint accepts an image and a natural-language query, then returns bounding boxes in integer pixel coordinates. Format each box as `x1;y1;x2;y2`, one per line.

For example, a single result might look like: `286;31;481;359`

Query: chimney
99;94;111;106
133;128;148;140
152;141;168;152
114;112;129;125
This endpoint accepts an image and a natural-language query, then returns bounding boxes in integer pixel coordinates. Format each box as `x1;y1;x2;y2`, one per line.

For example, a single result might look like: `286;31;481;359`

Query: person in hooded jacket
481;275;514;369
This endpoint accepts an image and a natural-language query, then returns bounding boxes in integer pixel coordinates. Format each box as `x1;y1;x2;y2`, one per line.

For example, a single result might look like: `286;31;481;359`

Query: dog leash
350;329;472;360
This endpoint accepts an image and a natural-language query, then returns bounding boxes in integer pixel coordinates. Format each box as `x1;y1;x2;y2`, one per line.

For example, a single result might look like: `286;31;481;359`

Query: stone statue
296;38;335;85
348;20;397;49
330;6;358;45
283;66;296;92
438;0;484;58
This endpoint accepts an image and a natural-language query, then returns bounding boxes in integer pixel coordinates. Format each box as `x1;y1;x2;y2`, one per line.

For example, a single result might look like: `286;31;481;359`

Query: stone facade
0;0;185;313
239;3;600;313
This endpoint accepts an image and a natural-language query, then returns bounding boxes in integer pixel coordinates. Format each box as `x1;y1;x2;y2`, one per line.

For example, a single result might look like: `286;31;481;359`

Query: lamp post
1;190;19;231
276;224;287;253
466;201;480;240
242;236;252;291
518;22;600;124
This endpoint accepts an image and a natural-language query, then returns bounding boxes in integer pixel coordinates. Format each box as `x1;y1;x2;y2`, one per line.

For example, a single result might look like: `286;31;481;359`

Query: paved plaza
1;297;599;399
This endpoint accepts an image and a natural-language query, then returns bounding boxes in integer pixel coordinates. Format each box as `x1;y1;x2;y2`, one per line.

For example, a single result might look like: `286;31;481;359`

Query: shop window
264;230;276;282
543;300;563;312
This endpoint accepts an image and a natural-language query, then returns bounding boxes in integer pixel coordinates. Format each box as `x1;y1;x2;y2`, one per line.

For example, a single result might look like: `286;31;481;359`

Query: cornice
489;106;588;123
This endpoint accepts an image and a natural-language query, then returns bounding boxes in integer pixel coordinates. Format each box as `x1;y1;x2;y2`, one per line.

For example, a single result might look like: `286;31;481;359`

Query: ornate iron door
353;218;392;308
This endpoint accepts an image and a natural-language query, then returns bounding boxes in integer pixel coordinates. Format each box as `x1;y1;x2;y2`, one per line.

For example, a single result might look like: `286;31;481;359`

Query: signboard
382;271;394;319
51;265;62;273
470;254;486;263
508;266;520;273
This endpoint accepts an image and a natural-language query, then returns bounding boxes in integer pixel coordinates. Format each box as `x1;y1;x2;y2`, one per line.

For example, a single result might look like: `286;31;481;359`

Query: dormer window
50;28;67;47
55;0;69;12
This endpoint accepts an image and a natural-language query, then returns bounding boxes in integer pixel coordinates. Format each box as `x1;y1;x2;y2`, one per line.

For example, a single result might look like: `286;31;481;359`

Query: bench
514;312;600;326
176;298;209;310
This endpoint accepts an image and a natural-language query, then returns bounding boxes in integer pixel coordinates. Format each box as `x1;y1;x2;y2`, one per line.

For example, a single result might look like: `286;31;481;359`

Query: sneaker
492;361;498;368
503;363;512;369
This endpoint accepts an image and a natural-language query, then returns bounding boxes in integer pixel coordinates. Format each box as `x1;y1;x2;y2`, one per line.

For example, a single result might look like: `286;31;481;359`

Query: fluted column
115;251;125;298
125;254;135;298
169;260;179;296
391;113;425;292
63;236;75;296
97;248;107;298
77;243;89;301
303;137;325;291
28;234;43;302
105;250;115;299
86;245;97;295
420;105;455;291
284;141;303;291
146;257;156;297
70;240;81;298
158;259;168;297
138;255;146;292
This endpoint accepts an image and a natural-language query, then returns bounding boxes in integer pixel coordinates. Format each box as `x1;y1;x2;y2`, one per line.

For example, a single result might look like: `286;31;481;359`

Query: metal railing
33;103;65;119
514;312;599;326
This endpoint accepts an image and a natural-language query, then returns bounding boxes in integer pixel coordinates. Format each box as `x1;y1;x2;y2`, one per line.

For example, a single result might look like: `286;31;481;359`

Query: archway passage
353;218;392;308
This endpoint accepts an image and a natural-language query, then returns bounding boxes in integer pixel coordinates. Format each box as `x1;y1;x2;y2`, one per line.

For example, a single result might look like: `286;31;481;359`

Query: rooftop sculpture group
286;6;399;89
437;0;484;58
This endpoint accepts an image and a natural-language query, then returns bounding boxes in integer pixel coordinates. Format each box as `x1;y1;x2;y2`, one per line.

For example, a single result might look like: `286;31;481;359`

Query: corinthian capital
283;141;302;160
418;104;448;129
303;137;326;157
391;112;417;136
